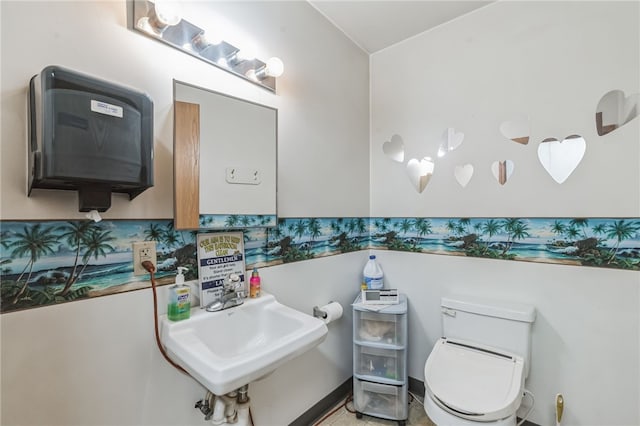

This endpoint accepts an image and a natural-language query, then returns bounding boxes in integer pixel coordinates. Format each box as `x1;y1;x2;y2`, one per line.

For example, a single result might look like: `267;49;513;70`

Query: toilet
423;296;536;426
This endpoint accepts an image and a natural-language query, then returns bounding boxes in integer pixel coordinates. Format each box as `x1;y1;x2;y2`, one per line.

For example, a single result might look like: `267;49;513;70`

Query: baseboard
408;376;425;399
289;377;352;426
291;376;539;426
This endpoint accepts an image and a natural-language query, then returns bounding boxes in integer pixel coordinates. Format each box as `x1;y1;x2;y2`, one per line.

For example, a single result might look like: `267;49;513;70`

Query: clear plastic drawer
355;345;405;383
354;310;406;347
353;378;408;420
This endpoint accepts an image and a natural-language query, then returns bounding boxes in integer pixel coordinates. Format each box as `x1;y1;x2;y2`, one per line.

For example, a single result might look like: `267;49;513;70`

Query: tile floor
313;393;436;426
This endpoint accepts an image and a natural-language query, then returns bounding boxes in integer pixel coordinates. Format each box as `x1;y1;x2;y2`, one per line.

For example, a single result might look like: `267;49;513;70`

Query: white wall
0;1;369;425
371;1;639;218
370;2;640;426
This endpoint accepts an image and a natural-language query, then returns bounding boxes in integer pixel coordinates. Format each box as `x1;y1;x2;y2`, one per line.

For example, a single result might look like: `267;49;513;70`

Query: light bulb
136;17;157;35
191;33;209;51
253;57;285;81
140;1;182;35
245;69;258;82
265;57;284;77
153;1;182;26
191;32;223;51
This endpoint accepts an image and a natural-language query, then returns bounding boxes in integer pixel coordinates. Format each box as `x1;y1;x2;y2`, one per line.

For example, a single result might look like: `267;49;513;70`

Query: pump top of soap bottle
175;267;188;285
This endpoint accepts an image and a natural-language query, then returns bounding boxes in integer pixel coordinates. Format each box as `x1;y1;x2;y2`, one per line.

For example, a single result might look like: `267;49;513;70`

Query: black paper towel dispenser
28;66;154;212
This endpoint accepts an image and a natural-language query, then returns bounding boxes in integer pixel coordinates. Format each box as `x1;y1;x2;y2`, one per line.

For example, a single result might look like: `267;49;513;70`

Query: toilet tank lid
442;296;536;323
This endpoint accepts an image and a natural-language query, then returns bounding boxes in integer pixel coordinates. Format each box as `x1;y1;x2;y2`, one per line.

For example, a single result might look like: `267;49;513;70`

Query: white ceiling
308;1;494;54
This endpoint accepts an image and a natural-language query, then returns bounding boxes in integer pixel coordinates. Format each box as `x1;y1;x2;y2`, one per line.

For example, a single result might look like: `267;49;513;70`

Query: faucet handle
224;273;242;290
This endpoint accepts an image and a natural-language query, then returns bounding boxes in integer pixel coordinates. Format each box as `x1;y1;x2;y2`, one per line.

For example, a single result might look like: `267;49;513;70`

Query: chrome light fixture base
127;0;278;92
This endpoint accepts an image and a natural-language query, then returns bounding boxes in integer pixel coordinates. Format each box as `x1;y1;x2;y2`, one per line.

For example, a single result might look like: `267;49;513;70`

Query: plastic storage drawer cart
353;293;408;425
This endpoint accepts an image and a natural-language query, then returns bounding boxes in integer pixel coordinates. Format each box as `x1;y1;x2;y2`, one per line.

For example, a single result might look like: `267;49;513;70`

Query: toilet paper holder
313;304;331;319
312;301;343;325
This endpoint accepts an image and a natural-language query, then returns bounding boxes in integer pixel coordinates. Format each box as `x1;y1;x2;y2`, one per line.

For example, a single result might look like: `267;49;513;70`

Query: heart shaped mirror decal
382;134;405;162
454;164;474;188
437;128;464;157
500;117;530;145
406;157;435;193
537;135;586;184
491;160;514;185
595;90;639;136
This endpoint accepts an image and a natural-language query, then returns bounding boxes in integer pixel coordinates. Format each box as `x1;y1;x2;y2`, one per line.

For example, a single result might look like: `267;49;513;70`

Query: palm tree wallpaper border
1;217;638;313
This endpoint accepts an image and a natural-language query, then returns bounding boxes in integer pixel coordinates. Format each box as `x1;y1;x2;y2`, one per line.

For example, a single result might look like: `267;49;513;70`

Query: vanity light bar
127;0;283;92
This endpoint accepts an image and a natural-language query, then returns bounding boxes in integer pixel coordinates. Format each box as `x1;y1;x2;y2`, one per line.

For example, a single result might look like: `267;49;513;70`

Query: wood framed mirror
173;81;277;230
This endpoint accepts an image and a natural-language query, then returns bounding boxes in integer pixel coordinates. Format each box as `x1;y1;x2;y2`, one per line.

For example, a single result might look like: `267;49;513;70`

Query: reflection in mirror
500;117;530;145
537;135;586;184
406;157;435;193
491;160;514;185
173;81;277;230
454;164;474;188
596;90;639;136
437;128;464;157
383;134;405;163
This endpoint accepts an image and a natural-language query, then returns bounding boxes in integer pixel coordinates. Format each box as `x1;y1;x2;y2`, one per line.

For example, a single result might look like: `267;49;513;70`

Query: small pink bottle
249;268;261;298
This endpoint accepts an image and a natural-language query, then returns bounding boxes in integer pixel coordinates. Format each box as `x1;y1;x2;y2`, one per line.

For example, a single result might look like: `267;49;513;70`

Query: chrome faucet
204;273;245;312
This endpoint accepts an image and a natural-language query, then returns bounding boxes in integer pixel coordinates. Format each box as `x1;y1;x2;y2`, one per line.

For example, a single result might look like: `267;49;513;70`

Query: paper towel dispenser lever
28;65;154;212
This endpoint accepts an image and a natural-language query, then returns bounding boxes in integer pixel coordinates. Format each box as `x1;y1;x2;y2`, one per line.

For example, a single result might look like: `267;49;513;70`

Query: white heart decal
596;90;639;136
491;160;514;185
537;135;586;184
454;164;474;188
500;117;530;145
382;134;405;162
406;157;435;193
437;128;464;157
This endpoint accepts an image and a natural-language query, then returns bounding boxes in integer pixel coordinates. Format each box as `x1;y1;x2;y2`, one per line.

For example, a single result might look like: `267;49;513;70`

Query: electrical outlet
132;241;157;275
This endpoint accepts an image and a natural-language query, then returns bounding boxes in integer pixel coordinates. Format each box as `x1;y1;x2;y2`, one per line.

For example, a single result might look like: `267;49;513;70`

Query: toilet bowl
423;394;517;426
424;338;525;426
423;296;536;426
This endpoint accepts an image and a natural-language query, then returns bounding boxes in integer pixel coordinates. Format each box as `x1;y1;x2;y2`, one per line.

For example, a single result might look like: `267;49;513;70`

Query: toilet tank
441;296;536;377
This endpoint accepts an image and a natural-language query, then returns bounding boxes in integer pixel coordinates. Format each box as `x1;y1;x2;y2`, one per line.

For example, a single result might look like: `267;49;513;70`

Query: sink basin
161;292;328;395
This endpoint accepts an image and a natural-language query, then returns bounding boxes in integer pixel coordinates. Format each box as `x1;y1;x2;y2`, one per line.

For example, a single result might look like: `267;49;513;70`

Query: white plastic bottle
363;255;384;290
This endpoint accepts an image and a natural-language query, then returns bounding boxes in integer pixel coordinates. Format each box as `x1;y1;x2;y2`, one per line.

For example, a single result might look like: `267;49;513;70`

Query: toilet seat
424;338;525;422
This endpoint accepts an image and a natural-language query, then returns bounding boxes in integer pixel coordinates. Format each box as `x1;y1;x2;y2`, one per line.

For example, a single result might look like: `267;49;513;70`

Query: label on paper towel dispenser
90;100;123;118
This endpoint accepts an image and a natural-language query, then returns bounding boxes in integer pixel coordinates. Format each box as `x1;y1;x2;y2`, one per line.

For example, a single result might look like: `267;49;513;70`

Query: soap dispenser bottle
168;267;191;321
249;268;261;298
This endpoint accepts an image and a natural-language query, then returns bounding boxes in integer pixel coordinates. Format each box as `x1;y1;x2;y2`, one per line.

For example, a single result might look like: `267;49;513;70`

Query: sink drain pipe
197;386;253;425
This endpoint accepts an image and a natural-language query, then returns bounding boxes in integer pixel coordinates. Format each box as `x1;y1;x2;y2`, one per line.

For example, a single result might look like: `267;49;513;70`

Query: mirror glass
491;160;514;185
595;90;639;136
406;157;435;193
500;117;530;145
383;134;405;163
454;164;474;188
437;127;464;157
537;135;586;184
173;81;277;230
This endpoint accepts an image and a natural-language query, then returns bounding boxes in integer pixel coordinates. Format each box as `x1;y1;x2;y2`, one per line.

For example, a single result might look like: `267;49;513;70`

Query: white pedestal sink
160;292;328;395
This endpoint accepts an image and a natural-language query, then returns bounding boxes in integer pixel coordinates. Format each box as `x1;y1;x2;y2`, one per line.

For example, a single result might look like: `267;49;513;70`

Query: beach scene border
1;217;638;313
